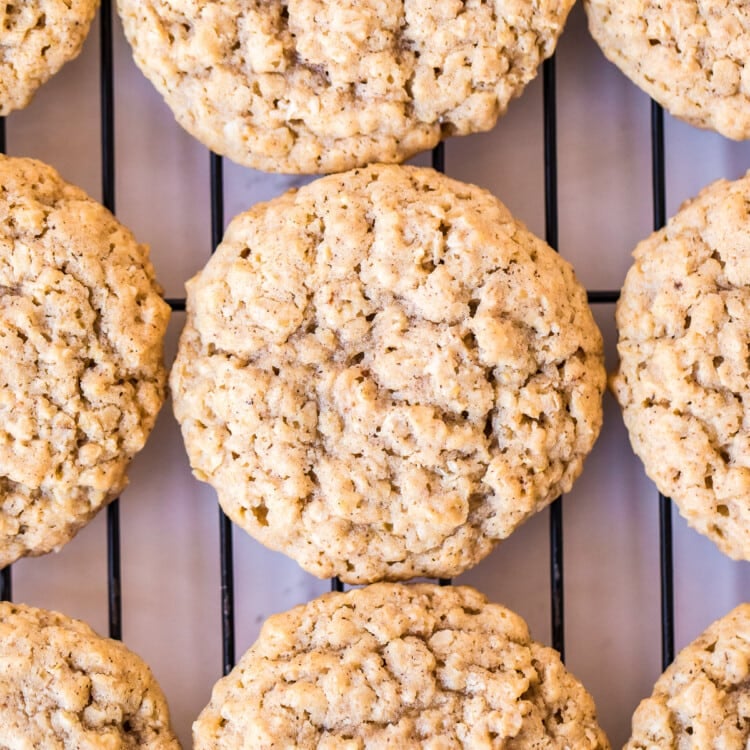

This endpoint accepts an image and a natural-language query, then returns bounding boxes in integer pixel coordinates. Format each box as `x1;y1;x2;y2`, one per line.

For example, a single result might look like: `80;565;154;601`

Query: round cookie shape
193;583;610;749
612;172;750;561
170;164;605;583
585;0;750;140
117;0;574;174
0;155;170;568
0;601;181;748
625;604;750;749
0;1;99;115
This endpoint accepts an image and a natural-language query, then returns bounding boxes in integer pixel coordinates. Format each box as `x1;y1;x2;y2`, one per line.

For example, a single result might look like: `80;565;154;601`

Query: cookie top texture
117;0;575;173
0;155;170;568
170;164;605;583
612;172;750;561
0;1;99;115
0;601;181;749
625;604;750;749
585;0;750;139
193;583;610;749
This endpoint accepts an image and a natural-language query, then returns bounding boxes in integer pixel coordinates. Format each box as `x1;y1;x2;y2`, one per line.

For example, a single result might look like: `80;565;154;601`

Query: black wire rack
0;0;677;728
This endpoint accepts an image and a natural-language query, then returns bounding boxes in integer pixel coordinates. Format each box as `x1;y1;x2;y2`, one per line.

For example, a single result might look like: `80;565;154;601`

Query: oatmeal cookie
0;155;170;568
612;172;750;560
170;164;605;583
193;583;610;749
625;604;750;749
0;601;181;748
117;0;574;173
585;0;750;139
0;1;99;115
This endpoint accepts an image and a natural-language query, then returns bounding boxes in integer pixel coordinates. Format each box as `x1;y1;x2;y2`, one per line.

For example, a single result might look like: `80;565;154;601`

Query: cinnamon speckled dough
0;1;99;115
170;164;605;583
0;601;181;748
625;604;750;749
585;0;750;139
117;0;574;174
194;583;610;749
612;172;750;561
0;155;170;568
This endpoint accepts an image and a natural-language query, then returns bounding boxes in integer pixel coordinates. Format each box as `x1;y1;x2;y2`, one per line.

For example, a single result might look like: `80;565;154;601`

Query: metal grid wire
0;0;676;695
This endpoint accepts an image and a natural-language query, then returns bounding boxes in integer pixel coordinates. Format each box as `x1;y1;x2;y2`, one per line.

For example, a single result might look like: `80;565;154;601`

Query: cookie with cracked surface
0;155;170;568
170;164;605;583
625;604;750;749
612;172;750;561
193;583;610;749
585;0;750;140
0;601;181;748
117;0;574;174
0;1;99;115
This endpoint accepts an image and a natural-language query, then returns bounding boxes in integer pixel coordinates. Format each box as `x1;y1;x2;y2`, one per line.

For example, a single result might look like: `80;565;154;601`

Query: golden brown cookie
117;0;574;173
0;1;99;115
625;604;750;749
612;172;750;561
193;583;610;749
585;0;750;139
0;155;170;568
170;164;605;583
0;601;181;748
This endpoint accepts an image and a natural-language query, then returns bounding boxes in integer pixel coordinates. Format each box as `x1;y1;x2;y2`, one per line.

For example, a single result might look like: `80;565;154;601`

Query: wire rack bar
210;152;236;677
543;55;564;659
650;101;675;670
431;141;445;173
219;508;235;675
100;0;122;642
659;493;675;669
106;506;122;640
651;104;666;234
100;0;116;215
0;568;9;602
587;290;619;304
